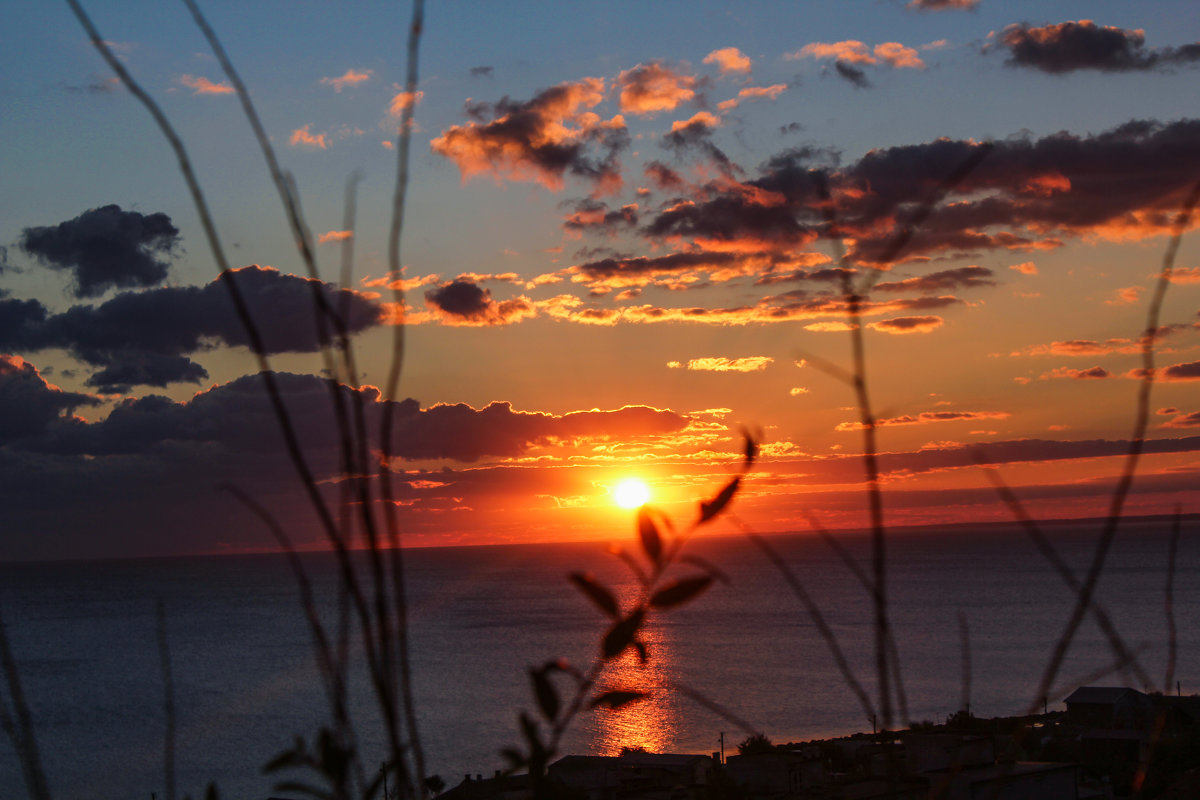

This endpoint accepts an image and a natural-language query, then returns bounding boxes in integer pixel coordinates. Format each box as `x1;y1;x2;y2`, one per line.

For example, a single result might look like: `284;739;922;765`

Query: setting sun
613;478;651;509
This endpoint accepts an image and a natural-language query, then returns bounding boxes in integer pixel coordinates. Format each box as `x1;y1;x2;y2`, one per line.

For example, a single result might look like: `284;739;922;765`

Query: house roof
1063;686;1146;705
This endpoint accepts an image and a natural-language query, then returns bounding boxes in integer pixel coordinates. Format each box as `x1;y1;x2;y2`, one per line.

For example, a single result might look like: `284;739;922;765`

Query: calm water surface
0;519;1196;799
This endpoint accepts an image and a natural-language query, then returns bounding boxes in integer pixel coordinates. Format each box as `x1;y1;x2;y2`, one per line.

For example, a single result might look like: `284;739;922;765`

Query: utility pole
719;731;725;764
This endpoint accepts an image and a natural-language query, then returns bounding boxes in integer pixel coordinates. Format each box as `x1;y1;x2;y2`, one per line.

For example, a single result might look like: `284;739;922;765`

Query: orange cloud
794;40;876;65
289;125;328;149
738;84;787;101
320;69;373;92
1037;366;1112;380
318;230;353;244
389;89;424;115
836;410;1009;432
179;74;234;95
703;47;752;74
1168;266;1200;284
1161;410;1200;428
869;315;943;334
430;78;626;192
668;356;774;372
1009;261;1039;275
617;62;697;114
670;111;721;133
791;41;925;69
1106;286;1144;305
873;42;925;68
804;321;855;332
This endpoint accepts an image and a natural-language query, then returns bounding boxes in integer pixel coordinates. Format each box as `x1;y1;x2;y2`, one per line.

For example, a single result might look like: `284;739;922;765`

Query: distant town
437;686;1200;800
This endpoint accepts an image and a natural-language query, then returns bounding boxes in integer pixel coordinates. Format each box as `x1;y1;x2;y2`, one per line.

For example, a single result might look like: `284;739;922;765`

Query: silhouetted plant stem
0;607;50;800
809;520;909;724
982;468;1150;690
1032;179;1200;709
225;484;363;798
177;8;404;754
380;3;428;796
745;531;875;723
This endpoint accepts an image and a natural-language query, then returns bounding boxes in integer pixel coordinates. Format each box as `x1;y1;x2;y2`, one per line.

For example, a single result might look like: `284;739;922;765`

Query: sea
0;518;1196;800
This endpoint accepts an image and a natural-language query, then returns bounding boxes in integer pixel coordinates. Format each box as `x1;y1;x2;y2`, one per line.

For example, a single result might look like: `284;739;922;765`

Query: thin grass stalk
983;468;1151;690
810;522;910;724
178;5;402;739
63;3;410;788
811;172;893;733
380;3;429;795
1163;508;1181;693
156;601;177;800
225;484;363;798
744;532;875;723
178;4;427;789
667;681;759;739
61;0;353;585
1032;179;1200;707
0;608;50;800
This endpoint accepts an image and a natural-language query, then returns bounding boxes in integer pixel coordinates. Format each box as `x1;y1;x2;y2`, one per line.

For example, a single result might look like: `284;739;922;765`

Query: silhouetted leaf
520;711;542;752
680;553;731;584
650;575;714;608
568;572;619;618
602;609;645;659
637;507;662;564
590;690;647;710
742;429;758;466
530;666;560;720
633;638;649;663
699;476;740;524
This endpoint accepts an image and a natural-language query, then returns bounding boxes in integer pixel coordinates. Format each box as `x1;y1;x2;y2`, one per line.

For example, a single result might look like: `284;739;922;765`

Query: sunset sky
1;0;1198;560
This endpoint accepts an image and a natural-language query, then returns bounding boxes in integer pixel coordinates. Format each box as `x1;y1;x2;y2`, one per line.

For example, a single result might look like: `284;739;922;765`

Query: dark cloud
393;400;688;462
1162;360;1200;380
0;356;100;444
638;117;1200;268
874;266;996;292
563;200;639;236
869;315;943;333
999;21;1200;74
643;161;686;192
19;205;180;298
469;65;493;78
907;0;979;10
779;122;805;136
0;265;383;393
573;251;746;285
834;61;871;88
423;280;535;326
661;113;731;173
431;80;630;194
425;280;488;317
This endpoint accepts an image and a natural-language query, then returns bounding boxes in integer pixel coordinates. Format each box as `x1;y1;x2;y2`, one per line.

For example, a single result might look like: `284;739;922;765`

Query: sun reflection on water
586;620;679;755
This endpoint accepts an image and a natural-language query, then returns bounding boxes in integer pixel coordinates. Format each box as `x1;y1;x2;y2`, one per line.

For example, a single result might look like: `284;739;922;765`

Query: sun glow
613;478;651;509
